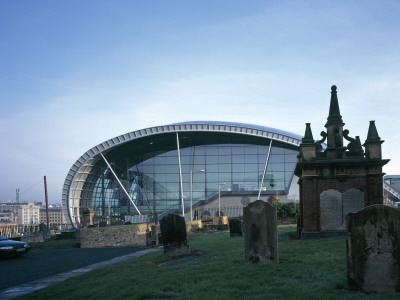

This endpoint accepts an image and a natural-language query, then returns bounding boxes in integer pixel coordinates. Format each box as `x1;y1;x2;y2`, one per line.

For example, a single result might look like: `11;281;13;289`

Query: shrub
273;200;299;220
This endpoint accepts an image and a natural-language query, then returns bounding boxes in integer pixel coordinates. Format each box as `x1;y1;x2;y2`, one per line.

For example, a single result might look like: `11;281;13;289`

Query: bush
273;200;299;220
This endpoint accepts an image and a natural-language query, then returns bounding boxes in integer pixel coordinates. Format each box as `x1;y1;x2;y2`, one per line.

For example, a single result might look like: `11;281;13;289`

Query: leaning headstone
229;219;243;237
150;225;160;246
160;214;190;256
39;223;51;241
243;200;278;263
346;205;400;293
39;223;49;235
82;208;94;228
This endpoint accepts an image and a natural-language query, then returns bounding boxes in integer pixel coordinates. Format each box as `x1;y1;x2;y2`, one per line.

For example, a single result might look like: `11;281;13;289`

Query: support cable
100;152;141;215
258;139;273;201
176;132;185;216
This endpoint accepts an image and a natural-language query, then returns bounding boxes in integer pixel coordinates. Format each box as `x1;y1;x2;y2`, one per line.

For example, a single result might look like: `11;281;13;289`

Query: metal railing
195;206;243;219
384;181;400;202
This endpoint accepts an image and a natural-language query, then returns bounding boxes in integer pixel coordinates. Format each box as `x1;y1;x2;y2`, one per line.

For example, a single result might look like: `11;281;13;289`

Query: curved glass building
62;121;302;228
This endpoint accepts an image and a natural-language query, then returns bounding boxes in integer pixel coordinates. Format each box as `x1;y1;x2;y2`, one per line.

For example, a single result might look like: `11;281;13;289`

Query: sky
0;0;399;204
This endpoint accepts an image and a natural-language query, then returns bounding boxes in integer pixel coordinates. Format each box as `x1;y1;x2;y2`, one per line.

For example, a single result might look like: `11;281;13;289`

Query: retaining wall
77;223;151;248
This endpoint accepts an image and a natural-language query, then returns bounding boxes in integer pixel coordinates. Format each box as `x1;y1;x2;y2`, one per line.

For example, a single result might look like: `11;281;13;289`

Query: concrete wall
77;223;152;248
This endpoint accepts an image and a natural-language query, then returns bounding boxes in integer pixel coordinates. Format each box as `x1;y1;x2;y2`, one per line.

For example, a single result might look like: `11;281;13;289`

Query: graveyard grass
18;226;399;300
29;239;77;249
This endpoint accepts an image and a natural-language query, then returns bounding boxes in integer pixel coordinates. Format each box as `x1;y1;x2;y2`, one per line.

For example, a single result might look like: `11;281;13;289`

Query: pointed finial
365;120;381;143
302;123;315;143
326;85;343;126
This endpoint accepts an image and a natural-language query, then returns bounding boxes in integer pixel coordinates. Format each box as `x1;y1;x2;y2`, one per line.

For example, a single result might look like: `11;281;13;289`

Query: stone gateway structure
295;85;389;238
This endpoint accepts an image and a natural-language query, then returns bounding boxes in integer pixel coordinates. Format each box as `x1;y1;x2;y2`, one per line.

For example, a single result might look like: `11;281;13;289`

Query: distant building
0;202;40;225
39;205;65;225
18;203;40;225
384;175;400;205
0;210;17;224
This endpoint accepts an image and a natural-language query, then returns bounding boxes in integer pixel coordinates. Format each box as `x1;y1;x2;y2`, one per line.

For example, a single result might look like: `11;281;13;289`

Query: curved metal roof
173;121;303;141
62;121;302;226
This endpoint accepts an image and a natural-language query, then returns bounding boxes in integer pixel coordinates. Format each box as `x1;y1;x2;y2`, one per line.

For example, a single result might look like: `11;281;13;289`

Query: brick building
39;205;65;225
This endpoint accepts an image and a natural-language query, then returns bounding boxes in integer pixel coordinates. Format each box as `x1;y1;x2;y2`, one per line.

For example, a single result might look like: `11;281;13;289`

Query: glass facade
78;132;298;225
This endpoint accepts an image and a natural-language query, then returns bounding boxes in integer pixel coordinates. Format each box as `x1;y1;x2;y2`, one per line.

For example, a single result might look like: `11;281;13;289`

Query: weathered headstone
346;205;400;293
150;225;160;246
243;200;278;263
342;188;364;222
39;223;51;241
82;208;94;228
160;214;190;256
39;223;49;235
229;218;243;237
320;189;342;231
320;188;364;232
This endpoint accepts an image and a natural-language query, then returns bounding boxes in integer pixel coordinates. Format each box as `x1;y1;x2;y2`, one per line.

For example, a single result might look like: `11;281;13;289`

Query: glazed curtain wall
85;141;297;224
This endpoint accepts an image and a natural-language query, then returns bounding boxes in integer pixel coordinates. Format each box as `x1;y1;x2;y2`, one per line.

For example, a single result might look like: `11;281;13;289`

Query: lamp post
190;169;205;221
107;187;118;225
107;189;111;225
218;183;226;217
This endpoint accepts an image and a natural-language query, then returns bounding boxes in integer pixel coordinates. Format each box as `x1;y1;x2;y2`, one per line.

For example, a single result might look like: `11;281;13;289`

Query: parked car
0;235;31;258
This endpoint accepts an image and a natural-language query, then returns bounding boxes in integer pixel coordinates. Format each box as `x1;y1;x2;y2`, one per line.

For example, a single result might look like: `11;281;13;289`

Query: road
0;246;148;291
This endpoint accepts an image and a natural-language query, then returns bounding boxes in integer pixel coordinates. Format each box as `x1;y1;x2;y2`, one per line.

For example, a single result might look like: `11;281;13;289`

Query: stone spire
363;120;384;159
302;123;315;144
300;123;317;161
325;85;343;126
365;120;381;143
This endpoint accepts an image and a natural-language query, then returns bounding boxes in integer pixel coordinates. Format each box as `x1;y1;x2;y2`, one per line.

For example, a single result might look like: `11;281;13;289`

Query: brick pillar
367;174;384;206
303;178;318;232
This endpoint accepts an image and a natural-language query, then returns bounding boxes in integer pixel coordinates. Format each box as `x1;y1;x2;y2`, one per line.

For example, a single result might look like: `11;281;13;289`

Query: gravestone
39;223;51;241
160;214;190;256
346;205;400;293
243;200;278;264
150;225;160;246
229;218;243;237
320;189;343;231
342;188;364;220
82;208;94;228
320;188;364;232
39;223;49;235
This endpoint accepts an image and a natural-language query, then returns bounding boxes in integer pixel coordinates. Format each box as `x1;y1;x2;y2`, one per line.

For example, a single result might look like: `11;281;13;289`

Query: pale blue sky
1;1;399;203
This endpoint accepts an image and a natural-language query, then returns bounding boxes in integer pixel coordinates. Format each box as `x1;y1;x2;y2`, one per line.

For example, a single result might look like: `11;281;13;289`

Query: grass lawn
29;239;77;249
18;226;398;300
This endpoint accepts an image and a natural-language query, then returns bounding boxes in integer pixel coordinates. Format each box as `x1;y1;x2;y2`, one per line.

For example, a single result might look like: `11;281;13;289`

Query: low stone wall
213;216;228;225
186;220;202;233
19;234;45;243
77;223;152;248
